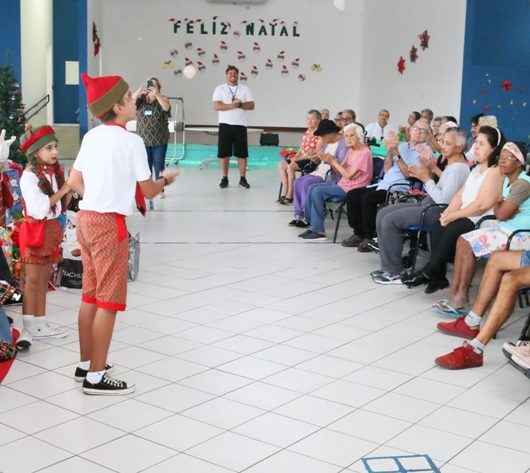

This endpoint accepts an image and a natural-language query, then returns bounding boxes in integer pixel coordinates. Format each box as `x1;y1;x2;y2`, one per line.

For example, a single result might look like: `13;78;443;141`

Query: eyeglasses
500;154;519;163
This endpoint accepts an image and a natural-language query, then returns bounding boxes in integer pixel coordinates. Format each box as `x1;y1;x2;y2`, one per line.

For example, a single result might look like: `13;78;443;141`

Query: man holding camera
213;65;255;189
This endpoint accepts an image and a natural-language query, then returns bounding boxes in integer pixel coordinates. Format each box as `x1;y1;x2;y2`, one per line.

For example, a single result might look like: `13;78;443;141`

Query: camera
147;79;154;88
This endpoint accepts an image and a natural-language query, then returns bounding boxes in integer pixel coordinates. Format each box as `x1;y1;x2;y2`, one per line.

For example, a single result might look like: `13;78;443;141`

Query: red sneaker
435;343;483;370
437;317;479;340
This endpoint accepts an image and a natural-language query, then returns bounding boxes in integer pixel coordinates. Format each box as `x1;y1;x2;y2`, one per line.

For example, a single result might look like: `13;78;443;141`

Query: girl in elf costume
17;125;70;349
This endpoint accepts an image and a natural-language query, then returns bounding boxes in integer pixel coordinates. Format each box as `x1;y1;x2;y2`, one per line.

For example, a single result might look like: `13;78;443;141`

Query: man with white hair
371;127;470;284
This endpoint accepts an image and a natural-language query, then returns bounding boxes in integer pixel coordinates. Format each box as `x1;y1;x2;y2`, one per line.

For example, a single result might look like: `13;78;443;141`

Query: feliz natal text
173;20;300;37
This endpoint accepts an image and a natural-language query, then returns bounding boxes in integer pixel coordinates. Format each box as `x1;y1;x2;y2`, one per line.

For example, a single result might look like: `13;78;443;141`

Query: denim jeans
0;308;11;343
306;183;347;234
146;144;168;179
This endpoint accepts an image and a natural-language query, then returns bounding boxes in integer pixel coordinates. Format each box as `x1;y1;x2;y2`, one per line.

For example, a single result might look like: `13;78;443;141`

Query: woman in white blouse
18;126;71;348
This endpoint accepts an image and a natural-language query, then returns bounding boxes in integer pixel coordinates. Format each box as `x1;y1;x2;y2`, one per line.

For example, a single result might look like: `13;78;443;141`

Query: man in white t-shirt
365;109;397;143
212;65;255;189
68;73;178;396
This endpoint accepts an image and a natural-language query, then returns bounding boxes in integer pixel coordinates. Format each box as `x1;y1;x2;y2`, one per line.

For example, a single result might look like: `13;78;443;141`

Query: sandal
432;299;467;318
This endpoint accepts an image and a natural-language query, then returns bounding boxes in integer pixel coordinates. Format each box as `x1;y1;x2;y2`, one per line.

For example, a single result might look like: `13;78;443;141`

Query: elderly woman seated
278;109;322;204
434;142;530;314
372;128;470;284
289;119;347;227
403;126;505;293
298;123;372;240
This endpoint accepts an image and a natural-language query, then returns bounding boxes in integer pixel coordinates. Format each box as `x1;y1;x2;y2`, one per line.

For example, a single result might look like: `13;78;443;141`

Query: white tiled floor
1;168;530;473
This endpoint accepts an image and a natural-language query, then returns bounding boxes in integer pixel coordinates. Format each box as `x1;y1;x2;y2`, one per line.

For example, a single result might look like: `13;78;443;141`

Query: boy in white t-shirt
68;73;178;395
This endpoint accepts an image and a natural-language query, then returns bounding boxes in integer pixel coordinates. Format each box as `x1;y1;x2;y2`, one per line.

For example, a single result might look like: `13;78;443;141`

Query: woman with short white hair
299;123;373;240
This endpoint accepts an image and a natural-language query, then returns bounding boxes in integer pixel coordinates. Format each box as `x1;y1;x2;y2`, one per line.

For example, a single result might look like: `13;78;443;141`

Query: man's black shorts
217;123;249;159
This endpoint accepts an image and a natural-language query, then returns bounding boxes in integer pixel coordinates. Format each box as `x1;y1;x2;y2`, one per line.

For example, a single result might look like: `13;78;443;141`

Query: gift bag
56;258;83;289
128;232;140;282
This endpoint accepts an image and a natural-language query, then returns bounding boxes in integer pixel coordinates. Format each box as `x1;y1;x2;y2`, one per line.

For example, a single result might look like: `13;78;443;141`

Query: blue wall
461;0;530;142
0;0;21;81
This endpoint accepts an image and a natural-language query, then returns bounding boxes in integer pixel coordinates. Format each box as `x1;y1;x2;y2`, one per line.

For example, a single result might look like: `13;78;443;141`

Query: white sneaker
502;340;530;359
16;329;32;351
27;322;68;339
511;344;530;371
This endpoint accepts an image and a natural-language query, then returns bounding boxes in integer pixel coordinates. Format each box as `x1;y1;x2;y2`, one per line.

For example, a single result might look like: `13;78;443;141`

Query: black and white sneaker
83;373;135;395
372;272;402;285
74;364;113;382
219;176;229;188
300;230;327;241
239;176;250;189
15;329;32;351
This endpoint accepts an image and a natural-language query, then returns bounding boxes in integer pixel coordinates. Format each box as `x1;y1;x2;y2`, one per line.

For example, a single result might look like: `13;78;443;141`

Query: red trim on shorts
96;300;126;312
82;294;97;305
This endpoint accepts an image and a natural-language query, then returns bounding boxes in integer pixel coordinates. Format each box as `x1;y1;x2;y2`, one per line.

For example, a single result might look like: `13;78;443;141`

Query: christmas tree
0;66;26;163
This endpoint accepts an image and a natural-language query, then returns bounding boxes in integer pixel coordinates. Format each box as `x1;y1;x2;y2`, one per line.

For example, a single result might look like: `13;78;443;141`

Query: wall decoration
409;45;418;63
161;60;175;69
266;59;273;68
92;22;101;56
182;64;197;79
197;61;206;72
297;74;306;81
169;49;178;57
173;69;182;76
212;54;220;64
233;30;241;37
185;57;193;66
168;17;176;22
311;64;322;72
419;30;430;50
185;42;193;49
220;40;228;51
502;79;512;92
291;58;300;67
277;50;286;60
397;56;406;74
281;65;289;75
237;51;246;60
253;42;261;53
240;72;248;82
251;66;259;76
196;48;206;56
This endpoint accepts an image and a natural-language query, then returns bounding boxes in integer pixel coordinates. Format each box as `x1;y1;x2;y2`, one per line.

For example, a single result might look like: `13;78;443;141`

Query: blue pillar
0;0;22;81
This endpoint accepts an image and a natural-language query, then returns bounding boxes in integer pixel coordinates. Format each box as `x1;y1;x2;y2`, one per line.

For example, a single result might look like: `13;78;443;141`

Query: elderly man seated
372;128;470;284
365;109;396;143
435;250;530;371
342;119;430;252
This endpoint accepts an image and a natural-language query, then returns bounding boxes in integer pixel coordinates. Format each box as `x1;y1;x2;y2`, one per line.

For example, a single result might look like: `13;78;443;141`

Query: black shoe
298;229;313;238
219;176;229;188
425;278;450;294
358;239;376;253
403;271;429;287
366;239;380;253
295;220;309;228
300;230;327;240
289;219;299;227
341;234;363;248
74;363;113;382
239;176;250;189
83;373;135;396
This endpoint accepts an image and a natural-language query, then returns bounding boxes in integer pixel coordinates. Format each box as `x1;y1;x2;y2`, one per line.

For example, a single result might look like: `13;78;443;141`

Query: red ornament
418;30;430;50
502;80;513;92
409;45;418;63
397;56;406;74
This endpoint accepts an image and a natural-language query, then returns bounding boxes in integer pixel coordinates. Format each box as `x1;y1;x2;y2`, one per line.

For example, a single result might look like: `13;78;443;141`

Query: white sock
86;370;105;384
78;360;90;370
33;316;48;328
464;311;482;327
23;315;35;328
469;338;486;354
